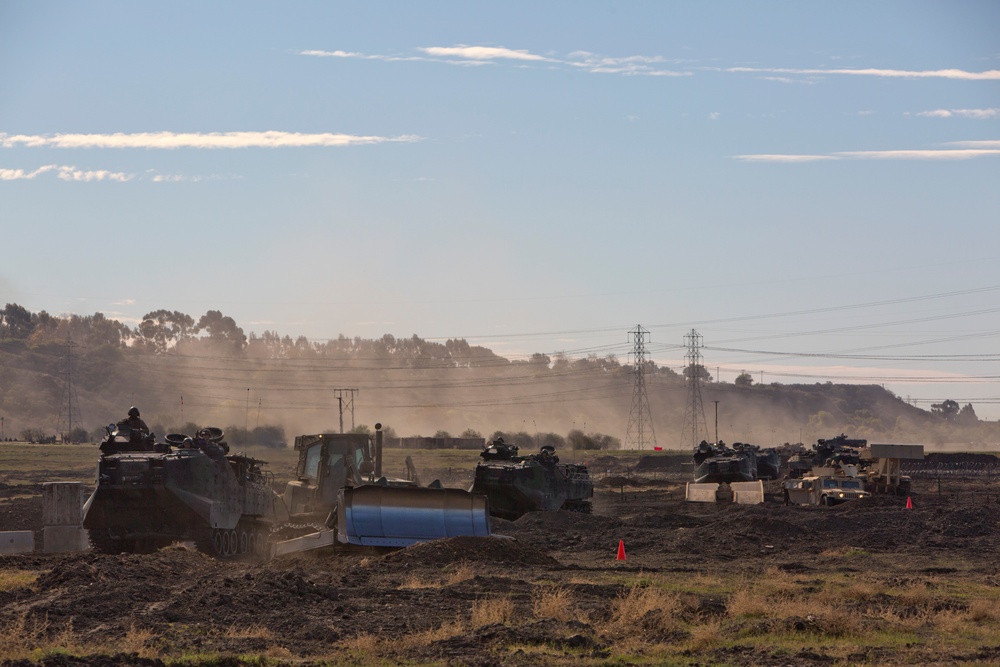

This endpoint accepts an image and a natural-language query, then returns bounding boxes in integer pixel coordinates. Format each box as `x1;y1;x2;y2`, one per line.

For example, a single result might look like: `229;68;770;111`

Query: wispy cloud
727;66;1000;80
948;140;1000;148
0;131;421;150
0;165;133;181
837;149;1000;160
420;45;548;62
735;146;1000;162
917;108;1000;119
301;45;692;76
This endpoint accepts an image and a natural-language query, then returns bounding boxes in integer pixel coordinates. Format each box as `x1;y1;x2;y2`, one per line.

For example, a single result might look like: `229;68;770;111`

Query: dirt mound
381;535;559;567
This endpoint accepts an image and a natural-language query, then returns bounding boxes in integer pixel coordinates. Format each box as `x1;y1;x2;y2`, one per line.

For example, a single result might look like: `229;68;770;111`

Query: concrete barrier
685;482;720;503
0;531;35;555
42;481;91;553
43;482;85;525
43;526;91;553
731;480;764;505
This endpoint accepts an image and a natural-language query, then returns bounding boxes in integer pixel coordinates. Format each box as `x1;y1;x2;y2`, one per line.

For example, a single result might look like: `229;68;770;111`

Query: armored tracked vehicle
471;439;593;520
692;441;758;483
83;424;275;556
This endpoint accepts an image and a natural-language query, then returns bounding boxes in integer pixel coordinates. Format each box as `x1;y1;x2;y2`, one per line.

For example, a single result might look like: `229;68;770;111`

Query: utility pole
333;388;359;433
625;325;657;449
58;340;82;441
680;329;709;448
713;400;720;444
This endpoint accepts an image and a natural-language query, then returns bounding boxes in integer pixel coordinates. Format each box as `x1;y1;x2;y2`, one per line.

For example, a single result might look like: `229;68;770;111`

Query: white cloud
0;165;58;180
299;49;425;63
302;45;692;76
708;112;721;121
735;147;1000;161
0;164;132;181
0;131;421;150
947;140;1000;148
419;45;548;62
917;108;1000;119
837;149;1000;160
728;66;1000;81
57;167;133;181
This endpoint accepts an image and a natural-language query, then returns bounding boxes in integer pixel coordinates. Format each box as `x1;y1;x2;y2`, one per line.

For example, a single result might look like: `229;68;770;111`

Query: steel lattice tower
625;325;657;449
680;329;709;447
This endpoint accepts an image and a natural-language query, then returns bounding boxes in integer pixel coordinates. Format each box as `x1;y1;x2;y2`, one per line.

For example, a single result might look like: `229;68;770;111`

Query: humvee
783;468;871;506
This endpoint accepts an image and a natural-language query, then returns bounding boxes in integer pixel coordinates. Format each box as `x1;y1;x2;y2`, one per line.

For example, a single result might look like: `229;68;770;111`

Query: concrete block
685;482;720;503
0;531;35;554
732;481;764;505
43;482;84;526
43;525;91;553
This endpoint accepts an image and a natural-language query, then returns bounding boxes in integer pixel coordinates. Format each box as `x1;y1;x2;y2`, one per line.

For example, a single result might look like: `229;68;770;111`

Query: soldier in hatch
118;406;150;435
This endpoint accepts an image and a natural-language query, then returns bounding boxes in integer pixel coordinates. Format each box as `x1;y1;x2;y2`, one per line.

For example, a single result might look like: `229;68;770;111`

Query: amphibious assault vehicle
83;424;274;556
471;439;593;520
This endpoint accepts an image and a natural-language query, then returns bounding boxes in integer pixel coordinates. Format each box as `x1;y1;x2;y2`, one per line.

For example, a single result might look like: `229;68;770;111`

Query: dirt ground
1;454;1000;666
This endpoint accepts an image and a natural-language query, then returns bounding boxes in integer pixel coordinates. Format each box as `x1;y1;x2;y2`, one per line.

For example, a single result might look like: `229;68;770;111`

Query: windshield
822;479;839;489
303;445;322;482
840;480;861;489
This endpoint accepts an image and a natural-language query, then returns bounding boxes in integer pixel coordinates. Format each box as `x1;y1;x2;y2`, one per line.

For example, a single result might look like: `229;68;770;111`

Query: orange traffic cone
616;539;626;561
905;497;913;509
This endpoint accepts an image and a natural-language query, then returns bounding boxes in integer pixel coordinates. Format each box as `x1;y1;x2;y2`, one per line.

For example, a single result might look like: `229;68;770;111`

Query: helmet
128;406;140;418
182;437;194;448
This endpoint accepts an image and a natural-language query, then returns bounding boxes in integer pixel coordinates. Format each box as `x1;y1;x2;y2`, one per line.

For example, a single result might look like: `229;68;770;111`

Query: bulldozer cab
284;434;373;515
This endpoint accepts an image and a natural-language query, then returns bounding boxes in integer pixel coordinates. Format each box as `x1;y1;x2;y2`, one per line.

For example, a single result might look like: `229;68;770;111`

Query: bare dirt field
2;445;1000;666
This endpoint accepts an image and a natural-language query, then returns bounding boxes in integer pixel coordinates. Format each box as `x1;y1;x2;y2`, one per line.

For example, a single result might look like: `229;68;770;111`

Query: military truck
782;467;871;506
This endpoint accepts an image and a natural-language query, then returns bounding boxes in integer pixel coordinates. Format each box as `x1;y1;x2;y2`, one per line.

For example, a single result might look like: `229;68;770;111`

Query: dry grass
445;561;475;585
0;569;41;592
394;620;466;651
0;613;94;661
339;632;380;653
398;561;475;590
470;595;514;628
532;585;576;622
968;598;1000;624
686;619;724;651
606;583;683;636
727;586;773;618
119;623;155;655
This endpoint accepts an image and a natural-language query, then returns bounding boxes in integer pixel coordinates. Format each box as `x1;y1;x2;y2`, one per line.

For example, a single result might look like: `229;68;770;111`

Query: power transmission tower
57;340;83;441
680;329;709;447
625;325;657;449
333;388;358;433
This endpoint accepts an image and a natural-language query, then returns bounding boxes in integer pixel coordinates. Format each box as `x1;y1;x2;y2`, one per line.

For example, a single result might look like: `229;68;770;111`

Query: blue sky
2;2;1000;417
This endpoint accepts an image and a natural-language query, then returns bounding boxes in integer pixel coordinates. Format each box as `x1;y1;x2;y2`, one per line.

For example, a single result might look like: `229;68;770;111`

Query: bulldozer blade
338;485;491;547
270;528;337;559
